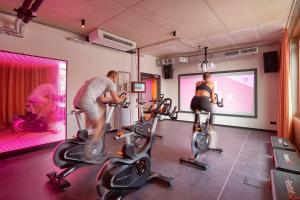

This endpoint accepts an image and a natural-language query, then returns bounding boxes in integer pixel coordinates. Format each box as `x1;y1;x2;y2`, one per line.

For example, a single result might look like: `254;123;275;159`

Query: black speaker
163;64;173;79
263;51;279;73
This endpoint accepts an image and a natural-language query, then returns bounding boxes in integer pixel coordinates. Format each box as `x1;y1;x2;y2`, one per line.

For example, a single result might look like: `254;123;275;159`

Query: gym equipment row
47;94;178;200
270;136;300;199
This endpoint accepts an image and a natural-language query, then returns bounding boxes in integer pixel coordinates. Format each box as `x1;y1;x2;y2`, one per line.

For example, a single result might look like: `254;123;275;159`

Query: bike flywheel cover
191;132;209;156
83;140;104;160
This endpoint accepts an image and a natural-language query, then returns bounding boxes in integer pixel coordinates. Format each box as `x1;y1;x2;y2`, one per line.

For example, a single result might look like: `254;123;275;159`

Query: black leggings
190;96;213;124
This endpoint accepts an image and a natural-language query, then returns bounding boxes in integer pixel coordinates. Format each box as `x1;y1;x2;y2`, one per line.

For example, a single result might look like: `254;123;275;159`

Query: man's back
73;77;115;107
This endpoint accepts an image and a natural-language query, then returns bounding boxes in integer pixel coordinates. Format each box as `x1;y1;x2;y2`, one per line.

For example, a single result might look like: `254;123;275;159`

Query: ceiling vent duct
240;47;258;55
224;50;240;57
179;57;189;63
156;46;259;66
224;47;258;58
89;29;136;51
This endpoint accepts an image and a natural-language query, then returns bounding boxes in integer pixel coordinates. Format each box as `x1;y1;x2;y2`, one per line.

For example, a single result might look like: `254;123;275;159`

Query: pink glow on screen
180;71;255;116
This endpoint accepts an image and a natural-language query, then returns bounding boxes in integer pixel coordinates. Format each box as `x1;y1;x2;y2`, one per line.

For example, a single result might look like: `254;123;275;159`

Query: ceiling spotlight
81;19;85;28
171;31;176;38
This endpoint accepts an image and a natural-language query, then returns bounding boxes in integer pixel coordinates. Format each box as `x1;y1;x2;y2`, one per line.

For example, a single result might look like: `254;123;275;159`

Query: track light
196;47;215;72
81;19;85;28
171;31;176;38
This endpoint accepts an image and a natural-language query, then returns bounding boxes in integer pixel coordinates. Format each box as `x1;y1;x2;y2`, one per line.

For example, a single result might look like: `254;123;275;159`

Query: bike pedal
116;151;124;156
193;128;201;132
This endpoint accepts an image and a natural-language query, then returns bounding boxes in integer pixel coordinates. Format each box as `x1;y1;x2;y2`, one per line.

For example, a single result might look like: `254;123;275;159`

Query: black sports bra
196;81;212;93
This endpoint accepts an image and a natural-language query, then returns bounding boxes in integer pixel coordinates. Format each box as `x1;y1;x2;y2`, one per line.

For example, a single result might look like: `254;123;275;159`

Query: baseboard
0;141;60;160
163;119;277;133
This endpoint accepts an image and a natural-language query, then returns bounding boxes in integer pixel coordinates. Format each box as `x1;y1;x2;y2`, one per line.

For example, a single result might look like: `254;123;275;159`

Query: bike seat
122;125;135;131
71;107;84;114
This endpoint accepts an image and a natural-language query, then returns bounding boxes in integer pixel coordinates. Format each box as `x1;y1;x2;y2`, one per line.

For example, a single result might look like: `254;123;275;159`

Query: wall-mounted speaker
263;51;279;73
163;64;173;79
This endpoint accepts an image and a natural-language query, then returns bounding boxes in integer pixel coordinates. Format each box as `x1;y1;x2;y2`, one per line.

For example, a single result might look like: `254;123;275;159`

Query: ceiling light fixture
171;31;176;38
196;47;215;72
81;19;85;28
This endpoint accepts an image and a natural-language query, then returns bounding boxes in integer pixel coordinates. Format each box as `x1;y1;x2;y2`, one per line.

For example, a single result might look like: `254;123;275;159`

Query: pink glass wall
0;51;66;154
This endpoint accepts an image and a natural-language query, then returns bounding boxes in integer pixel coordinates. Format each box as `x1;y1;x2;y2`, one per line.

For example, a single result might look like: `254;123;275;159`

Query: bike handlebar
151;98;178;120
214;93;224;107
149;93;164;103
108;92;130;108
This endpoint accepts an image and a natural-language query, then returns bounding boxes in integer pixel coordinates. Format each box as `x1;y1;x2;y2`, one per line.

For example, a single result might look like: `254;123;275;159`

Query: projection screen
179;69;257;118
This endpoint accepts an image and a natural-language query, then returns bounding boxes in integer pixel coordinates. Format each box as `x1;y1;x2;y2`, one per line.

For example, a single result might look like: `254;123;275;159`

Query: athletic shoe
83;139;105;163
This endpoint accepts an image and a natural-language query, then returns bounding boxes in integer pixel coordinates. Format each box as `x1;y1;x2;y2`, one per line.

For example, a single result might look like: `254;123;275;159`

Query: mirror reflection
0;51;66;154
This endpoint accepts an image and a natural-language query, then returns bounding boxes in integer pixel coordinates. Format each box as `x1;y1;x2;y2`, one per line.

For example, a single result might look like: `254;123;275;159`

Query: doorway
140;73;161;104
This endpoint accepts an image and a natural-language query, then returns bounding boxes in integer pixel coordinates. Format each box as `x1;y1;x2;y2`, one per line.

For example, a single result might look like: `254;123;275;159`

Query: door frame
141;72;161;97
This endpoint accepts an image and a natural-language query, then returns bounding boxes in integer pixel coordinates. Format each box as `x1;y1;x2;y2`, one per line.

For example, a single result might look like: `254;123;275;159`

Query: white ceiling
0;0;294;57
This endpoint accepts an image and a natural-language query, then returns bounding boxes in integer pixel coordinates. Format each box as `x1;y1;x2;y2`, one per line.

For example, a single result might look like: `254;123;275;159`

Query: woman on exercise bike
190;72;216;133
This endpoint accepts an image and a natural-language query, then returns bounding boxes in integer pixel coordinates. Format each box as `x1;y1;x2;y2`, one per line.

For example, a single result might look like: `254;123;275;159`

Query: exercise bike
179;94;224;170
95;98;176;200
47;93;129;190
135;94;165;139
125;94;178;146
137;94;164;122
11;101;49;132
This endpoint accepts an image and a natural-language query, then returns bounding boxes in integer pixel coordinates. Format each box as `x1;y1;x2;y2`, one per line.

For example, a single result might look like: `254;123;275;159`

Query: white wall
161;44;280;131
0;12;158;138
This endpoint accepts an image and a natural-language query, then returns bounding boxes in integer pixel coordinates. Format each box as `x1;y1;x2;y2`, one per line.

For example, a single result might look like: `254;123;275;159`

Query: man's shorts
74;97;105;120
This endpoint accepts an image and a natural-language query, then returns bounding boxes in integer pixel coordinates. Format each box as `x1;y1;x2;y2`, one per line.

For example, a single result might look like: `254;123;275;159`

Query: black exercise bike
95;98;177;200
179;93;224;170
47;93;129;190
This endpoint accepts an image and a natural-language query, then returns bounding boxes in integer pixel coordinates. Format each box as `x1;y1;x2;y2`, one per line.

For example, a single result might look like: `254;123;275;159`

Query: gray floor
0;120;274;200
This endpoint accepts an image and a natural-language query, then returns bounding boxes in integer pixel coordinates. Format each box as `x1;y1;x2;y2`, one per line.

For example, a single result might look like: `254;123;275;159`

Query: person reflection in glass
28;83;58;123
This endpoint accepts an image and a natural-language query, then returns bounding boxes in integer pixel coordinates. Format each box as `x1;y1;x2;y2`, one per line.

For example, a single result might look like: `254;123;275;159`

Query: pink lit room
0;0;300;200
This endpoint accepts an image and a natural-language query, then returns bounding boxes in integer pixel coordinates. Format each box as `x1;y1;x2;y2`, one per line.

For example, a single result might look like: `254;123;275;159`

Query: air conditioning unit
89;29;136;51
